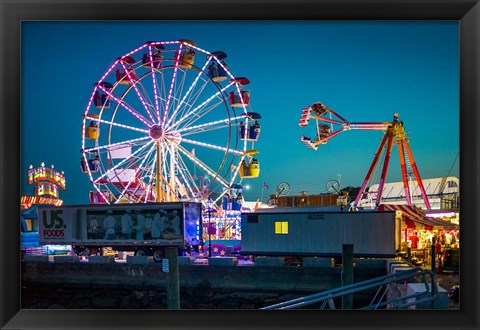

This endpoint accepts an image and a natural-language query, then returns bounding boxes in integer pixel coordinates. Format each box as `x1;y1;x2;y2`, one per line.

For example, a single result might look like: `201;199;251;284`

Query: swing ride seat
298;119;309;127
301;135;318;150
298;108;311;127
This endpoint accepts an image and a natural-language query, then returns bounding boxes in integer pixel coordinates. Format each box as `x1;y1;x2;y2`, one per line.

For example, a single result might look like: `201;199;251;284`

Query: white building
358;176;459;210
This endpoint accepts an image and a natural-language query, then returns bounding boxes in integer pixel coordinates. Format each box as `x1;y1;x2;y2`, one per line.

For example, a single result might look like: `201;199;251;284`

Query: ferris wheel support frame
299;102;431;210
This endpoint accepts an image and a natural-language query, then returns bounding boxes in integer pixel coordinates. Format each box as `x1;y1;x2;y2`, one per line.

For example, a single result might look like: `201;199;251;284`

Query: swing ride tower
298;101;431;210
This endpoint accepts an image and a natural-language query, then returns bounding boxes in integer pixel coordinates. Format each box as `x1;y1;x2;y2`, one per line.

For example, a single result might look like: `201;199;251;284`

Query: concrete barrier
88;256;115;264
208;257;238;266
386;259;405;273
303;257;332;268
22;260;386;294
23;255;49;263
178;256;194;265
254;257;285;267
354;259;386;269
406;283;448;309
392;266;414;280
126;255;150;264
53;256;79;263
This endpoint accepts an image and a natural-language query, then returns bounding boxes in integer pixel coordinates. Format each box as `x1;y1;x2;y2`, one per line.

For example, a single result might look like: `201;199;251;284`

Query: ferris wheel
81;39;261;205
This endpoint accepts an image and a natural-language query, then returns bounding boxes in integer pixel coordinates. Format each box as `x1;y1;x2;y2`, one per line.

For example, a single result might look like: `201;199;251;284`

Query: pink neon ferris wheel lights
82;39;259;204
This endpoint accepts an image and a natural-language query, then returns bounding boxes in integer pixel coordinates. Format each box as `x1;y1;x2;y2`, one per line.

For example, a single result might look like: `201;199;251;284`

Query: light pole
206;196;213;258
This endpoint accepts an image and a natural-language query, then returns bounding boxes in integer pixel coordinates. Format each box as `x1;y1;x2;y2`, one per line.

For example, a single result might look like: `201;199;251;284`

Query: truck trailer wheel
153;249;164;263
134;249;146;257
82;247;90;256
72;246;83;256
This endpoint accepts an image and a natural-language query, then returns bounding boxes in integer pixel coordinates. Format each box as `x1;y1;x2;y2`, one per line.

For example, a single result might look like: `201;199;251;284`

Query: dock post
342;244;354;309
431;244;436;274
165;246;180;309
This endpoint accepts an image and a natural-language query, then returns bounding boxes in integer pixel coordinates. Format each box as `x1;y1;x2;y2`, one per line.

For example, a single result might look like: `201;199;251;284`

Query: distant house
358;176;459;210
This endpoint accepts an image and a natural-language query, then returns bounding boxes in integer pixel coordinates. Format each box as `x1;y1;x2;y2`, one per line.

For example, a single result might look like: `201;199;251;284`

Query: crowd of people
406;229;459;270
408;229;459;250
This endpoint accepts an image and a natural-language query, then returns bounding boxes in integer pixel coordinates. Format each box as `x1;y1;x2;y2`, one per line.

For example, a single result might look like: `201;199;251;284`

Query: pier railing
261;267;438;310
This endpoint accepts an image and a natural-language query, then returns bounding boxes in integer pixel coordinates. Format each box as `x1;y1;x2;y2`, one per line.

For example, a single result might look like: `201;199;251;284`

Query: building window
447;181;458;188
275;221;288;234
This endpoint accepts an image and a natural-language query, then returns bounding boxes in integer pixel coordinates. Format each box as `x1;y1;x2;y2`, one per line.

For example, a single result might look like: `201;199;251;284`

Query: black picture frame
1;0;478;329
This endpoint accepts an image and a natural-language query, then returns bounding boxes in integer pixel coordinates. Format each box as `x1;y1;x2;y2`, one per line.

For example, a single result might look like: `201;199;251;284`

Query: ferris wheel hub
149;124;163;140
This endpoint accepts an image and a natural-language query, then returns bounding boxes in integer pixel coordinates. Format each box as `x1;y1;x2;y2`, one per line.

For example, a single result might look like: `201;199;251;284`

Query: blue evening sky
21;21;459;204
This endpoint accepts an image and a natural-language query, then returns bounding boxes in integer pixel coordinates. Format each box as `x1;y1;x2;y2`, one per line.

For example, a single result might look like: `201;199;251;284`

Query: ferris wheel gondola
81;39;262;205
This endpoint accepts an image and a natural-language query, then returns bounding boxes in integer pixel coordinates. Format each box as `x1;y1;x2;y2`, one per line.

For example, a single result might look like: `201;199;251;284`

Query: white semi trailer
38;202;203;262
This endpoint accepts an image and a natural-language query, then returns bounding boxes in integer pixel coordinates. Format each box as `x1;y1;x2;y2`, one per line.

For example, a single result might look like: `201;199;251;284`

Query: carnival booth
378;204;459;271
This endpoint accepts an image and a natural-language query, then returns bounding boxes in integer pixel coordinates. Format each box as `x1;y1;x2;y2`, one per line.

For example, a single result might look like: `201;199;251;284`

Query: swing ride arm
299;101;431;210
301;104;390;146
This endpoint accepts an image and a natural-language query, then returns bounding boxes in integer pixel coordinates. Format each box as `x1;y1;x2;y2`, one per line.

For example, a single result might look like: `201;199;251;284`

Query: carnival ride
21;163;70;256
298;101;431;210
81;39;261;206
21;163;66;210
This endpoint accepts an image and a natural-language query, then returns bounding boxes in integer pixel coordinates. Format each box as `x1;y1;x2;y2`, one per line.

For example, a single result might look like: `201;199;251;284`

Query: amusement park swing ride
298;101;431;211
80;39;262;242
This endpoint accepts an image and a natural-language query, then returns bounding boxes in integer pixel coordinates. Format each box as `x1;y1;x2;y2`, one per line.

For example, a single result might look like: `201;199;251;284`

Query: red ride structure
298;101;431;210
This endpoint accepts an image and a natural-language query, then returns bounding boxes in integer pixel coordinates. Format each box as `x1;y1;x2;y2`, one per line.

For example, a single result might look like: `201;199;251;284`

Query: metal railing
261;267;438;310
